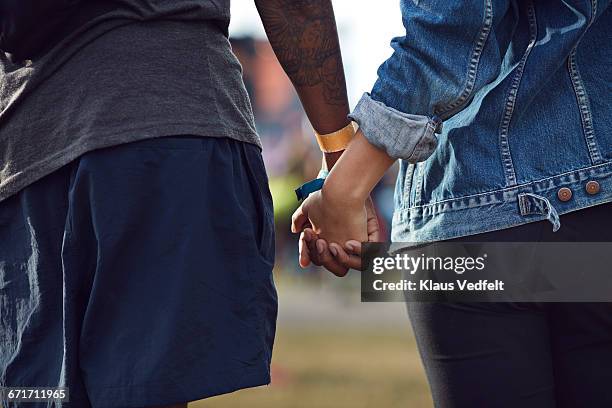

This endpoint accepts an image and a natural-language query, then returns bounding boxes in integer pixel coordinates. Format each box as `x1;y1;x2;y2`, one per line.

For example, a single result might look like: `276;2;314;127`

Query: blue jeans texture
349;1;612;242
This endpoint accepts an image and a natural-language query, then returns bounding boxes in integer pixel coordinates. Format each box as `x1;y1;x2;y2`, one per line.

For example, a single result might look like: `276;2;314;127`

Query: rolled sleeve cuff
348;93;439;162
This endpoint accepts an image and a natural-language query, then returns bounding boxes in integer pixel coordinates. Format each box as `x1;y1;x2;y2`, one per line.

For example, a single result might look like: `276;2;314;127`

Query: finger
291;200;310;233
302;228;350;276
367;216;382;242
365;199;383;242
327;262;350;277
298;232;311;268
303;227;316;241
305;230;324;266
345;240;363;256
329;243;362;271
312;239;349;276
306;237;332;268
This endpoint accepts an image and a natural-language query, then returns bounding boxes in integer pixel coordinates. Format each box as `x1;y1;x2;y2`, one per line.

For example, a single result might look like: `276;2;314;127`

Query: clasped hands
291;130;393;276
291;186;381;277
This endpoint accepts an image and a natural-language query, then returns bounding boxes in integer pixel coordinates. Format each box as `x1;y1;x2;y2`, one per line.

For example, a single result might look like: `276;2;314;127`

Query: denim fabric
349;0;612;243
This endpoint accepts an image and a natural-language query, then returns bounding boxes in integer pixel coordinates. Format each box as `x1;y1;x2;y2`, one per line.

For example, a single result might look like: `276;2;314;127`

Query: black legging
407;202;612;408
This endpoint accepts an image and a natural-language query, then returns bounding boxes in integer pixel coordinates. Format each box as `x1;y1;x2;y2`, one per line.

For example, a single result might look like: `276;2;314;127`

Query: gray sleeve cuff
348;93;440;162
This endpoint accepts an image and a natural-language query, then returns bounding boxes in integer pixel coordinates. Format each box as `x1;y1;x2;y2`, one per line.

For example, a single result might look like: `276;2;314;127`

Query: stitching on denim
567;0;601;165
498;1;537;187
568;51;601;164
518;194;530;215
396;160;612;212
518;193;549;216
403;163;416;208
434;0;493;119
413;163;425;206
503;193;561;230
408;123;439;207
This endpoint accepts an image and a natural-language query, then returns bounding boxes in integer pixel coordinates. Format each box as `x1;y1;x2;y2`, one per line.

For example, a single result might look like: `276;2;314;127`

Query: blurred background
195;2;432;407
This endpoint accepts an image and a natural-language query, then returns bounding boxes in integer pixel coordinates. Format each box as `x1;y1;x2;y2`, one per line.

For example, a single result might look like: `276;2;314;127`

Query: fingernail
345;242;355;251
316;240;325;254
330;246;338;257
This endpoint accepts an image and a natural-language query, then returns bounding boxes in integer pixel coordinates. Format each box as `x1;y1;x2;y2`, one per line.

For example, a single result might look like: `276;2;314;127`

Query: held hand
292;188;367;250
294;196;381;276
293;130;395;276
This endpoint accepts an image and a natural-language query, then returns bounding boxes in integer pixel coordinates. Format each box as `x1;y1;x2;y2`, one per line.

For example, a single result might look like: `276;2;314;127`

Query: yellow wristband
315;122;357;153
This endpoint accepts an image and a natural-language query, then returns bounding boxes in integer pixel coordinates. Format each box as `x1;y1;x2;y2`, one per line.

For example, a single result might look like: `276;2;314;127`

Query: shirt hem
0;123;260;203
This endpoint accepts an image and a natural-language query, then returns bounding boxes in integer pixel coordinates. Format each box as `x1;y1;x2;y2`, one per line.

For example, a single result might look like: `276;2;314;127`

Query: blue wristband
295;169;329;201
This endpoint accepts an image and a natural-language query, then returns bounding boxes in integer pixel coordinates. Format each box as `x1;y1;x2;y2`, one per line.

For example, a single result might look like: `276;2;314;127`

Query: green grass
193;328;433;408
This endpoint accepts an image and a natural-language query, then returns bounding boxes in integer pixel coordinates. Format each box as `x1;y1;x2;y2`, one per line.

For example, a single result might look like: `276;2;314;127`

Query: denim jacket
349;0;612;243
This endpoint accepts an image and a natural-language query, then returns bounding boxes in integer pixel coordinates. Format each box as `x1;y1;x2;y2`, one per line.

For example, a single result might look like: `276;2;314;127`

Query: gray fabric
0;0;261;203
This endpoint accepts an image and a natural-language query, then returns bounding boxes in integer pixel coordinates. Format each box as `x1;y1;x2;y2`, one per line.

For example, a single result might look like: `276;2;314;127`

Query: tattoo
256;0;347;105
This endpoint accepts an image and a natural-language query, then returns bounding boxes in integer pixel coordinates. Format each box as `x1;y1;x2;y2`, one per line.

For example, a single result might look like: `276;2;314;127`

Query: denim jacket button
585;181;600;195
557;187;573;202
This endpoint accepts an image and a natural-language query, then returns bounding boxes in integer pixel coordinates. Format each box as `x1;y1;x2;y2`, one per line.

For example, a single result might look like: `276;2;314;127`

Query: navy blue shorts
0;136;278;407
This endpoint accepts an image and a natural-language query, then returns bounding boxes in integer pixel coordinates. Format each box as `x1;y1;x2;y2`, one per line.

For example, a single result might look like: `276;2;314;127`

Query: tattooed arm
255;0;350;165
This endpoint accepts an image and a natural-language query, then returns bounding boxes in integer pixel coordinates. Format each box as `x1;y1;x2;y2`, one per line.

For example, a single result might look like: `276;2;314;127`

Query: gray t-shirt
0;0;260;203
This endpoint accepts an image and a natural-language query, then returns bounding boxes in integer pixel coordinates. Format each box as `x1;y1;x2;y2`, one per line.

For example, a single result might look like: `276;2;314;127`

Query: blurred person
0;0;355;407
294;1;612;407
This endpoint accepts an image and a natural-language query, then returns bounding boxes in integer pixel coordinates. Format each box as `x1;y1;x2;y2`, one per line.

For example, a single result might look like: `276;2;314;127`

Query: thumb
291;199;310;233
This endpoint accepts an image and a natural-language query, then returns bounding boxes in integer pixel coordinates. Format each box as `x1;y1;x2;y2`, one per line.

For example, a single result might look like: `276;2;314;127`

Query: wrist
320;130;395;205
322;151;344;171
316;122;356;154
321;171;368;208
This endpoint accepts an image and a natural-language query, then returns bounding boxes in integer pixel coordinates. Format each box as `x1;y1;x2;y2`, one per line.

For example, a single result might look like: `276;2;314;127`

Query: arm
295;1;507;273
292;130;393;253
255;0;350;168
256;0;373;275
302;129;394;274
323;130;394;204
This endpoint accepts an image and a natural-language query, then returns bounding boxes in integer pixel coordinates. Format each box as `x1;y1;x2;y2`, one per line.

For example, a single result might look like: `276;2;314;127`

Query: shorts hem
87;361;271;408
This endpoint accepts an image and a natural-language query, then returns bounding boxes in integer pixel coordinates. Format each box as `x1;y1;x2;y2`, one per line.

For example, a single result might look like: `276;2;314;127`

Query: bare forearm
255;0;350;137
323;130;395;203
